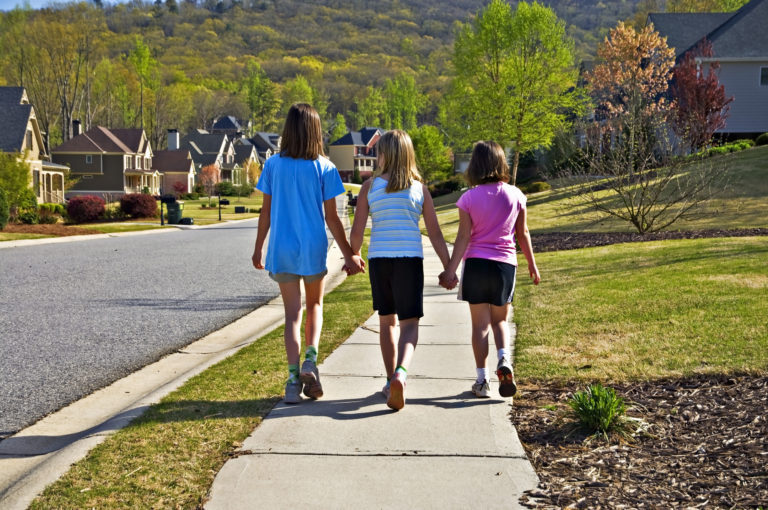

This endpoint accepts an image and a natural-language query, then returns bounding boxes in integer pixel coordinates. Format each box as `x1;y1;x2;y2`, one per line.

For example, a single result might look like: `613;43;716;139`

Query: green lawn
171;194;263;224
0;232;50;241
513;236;768;382
81;223;171;234
429;145;768;241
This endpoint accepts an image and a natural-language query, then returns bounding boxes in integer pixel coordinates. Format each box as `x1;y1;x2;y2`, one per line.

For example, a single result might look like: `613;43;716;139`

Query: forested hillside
0;0;644;147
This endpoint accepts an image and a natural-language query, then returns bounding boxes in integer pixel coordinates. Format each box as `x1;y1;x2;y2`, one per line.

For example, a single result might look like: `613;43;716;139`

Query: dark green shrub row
518;181;551;194
214;182;254;197
67;195;105;223
428;175;465;197
39;203;66;215
702;139;755;158
120;193;158;218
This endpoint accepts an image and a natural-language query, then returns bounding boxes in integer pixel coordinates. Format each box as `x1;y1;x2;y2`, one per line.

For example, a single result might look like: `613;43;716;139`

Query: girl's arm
421;185;451;269
349;179;371;256
514;207;541;285
324;197;365;275
252;193;271;269
440;208;472;288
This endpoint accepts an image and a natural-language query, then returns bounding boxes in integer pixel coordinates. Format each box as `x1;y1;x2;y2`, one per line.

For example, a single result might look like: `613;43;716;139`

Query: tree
281;75;326;119
244;159;260;186
410;125;453;183
355;86;385;129
571;23;726;234
666;0;748;11
128;36;158;130
0;152;32;219
244;61;280;132
445;0;582;184
329;113;348;143
383;72;425;131
200;164;220;205
670;39;733;152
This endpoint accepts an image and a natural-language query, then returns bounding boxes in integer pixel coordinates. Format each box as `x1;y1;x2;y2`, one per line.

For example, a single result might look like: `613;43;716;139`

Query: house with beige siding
154;149;195;194
52;126;160;199
649;0;768;137
328;127;384;182
0;87;66;204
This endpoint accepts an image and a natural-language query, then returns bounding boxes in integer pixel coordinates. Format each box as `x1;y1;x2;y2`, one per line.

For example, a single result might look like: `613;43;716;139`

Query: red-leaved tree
671;39;733;152
200;164;220;205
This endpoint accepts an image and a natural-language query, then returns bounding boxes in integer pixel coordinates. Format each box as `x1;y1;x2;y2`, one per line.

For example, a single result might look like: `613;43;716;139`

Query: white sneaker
284;381;303;404
299;359;323;399
496;358;517;397
471;379;490;398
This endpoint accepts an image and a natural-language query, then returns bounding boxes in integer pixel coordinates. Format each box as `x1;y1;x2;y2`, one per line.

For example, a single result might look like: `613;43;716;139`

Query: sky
0;0;128;11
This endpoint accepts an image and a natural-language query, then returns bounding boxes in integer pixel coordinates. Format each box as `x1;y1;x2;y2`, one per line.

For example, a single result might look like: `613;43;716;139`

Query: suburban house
52;125;160;199
328;127;384;182
233;142;259;185
0;86;66;204
179;130;241;183
153;149;195;194
648;0;768;137
211;116;250;139
250;132;281;164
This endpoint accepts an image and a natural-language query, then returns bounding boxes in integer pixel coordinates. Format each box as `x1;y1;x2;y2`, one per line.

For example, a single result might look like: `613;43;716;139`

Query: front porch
125;170;161;195
35;164;66;204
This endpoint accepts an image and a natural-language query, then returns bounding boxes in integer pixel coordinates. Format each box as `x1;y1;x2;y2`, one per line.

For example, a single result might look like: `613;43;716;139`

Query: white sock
498;348;509;361
476;367;488;383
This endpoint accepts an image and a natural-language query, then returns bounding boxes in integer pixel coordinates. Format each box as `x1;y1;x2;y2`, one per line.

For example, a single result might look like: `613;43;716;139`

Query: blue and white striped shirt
367;177;424;259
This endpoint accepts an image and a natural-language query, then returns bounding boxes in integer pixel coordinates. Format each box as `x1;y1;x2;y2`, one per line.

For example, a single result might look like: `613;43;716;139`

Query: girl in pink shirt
440;141;541;399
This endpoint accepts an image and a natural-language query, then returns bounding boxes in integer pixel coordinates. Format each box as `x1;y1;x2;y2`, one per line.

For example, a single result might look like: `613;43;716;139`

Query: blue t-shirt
256;154;345;275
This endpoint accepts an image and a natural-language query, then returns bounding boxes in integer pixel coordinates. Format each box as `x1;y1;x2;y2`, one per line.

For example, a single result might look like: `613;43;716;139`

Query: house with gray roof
250;132;281;164
51;125;160;199
328;127;384;182
179;130;244;184
649;0;768;136
0;86;66;204
153;149;195;195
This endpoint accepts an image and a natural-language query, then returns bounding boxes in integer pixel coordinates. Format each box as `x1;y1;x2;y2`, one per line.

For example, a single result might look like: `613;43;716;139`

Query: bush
237;184;254;197
120;193;158;218
18;209;39;224
40;203;66;215
569;383;627;437
756;133;768;146
428;174;465;197
0;189;9;230
38;209;58;224
519;181;551;194
216;181;234;196
67;195;105;223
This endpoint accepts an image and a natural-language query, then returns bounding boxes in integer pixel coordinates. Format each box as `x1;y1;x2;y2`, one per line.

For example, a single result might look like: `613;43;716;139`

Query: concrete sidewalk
205;241;539;509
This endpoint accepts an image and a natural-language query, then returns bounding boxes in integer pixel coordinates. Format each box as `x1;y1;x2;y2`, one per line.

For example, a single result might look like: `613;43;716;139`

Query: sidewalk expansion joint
235;450;531;460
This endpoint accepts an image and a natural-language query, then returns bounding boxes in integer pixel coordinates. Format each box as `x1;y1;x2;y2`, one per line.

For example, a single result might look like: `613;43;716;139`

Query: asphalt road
0;219;280;439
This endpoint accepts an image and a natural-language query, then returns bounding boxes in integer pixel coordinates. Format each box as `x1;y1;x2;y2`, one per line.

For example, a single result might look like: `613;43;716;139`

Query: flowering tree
670;39;733;152
200;164;220;205
573;23;726;234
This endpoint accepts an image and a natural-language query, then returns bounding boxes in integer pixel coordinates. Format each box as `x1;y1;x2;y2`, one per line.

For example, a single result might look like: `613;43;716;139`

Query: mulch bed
2;223;98;236
516;229;768;508
514;375;768;508
532;228;768;253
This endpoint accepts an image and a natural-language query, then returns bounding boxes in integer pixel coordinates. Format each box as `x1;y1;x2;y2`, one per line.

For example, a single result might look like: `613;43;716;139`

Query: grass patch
176;194;263;223
513;237;768;382
81;223;171;234
31;246;373;509
0;232;50;241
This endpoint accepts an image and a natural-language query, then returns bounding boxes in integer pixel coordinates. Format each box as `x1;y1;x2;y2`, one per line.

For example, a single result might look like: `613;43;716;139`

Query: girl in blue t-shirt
349;129;451;411
252;103;365;405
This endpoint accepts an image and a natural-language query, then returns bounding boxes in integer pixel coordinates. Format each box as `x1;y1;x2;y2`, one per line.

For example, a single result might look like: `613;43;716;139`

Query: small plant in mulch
568;383;628;439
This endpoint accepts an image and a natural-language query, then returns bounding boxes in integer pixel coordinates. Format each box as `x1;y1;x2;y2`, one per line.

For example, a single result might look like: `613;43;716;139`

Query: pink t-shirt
456;181;527;266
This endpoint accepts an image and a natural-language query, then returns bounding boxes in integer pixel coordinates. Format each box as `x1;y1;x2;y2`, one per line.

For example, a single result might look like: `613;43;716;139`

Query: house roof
153;150;194;173
250;132;280;152
648;0;768;59
330;127;383;147
0;104;33;153
181;131;228;155
52;126;146;154
0;86;27;105
234;144;257;165
212;115;241;131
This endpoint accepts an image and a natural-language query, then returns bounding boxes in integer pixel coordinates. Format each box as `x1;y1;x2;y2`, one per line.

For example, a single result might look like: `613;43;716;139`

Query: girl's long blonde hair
376;129;421;192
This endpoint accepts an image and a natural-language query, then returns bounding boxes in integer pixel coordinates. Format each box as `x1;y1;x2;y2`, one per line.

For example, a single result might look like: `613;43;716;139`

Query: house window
86;155;93;164
26;130;33;150
761;67;768;86
136;156;141;169
125;156;131;168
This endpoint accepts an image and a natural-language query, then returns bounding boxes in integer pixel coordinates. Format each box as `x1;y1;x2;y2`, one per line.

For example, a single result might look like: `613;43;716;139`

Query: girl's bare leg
278;281;303;365
379;314;397;379
469;303;492;369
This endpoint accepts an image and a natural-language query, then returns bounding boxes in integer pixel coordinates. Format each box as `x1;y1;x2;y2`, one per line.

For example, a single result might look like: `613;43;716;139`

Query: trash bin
234;206;246;213
178;217;194;225
167;201;182;224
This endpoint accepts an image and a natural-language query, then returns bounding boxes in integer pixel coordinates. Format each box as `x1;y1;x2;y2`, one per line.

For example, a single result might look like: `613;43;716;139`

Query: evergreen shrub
120;193;158;218
67;195;105;223
756;133;768;146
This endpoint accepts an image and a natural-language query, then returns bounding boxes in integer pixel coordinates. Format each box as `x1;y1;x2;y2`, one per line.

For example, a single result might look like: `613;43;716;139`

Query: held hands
342;254;366;276
438;270;459;290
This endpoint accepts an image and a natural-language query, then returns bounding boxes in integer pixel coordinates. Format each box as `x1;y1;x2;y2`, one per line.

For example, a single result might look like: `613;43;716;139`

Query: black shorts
368;257;424;320
460;258;517;306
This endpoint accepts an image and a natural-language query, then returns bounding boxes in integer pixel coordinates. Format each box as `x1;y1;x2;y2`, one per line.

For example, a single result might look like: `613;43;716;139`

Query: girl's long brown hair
280;103;324;160
376;129;421;192
464;141;509;186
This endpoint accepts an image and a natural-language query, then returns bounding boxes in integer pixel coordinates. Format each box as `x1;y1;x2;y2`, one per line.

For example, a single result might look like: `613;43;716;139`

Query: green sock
288;363;299;383
394;365;407;381
305;345;318;364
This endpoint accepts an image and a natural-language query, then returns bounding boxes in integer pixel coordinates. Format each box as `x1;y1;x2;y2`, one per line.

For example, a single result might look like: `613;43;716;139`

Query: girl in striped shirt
349;129;451;411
